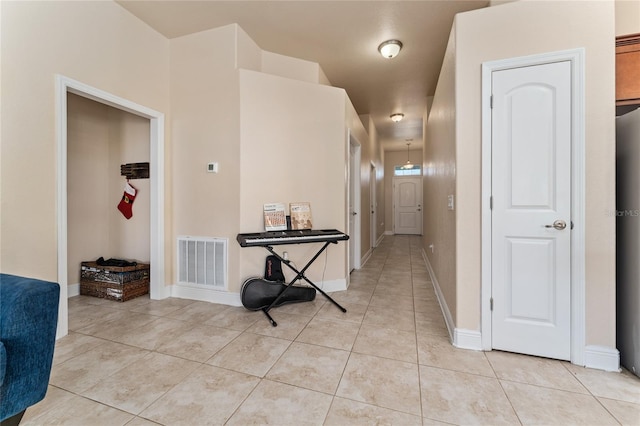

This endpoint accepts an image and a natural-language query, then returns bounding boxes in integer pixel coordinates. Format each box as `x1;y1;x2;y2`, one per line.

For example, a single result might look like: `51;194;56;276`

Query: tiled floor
23;236;640;425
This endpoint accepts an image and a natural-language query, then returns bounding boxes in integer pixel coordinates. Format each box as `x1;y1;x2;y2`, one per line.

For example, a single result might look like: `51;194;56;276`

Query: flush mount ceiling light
390;113;404;122
402;142;414;169
378;39;403;59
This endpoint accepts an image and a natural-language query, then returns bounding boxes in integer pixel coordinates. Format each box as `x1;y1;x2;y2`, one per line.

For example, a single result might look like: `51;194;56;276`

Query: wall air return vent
177;236;227;290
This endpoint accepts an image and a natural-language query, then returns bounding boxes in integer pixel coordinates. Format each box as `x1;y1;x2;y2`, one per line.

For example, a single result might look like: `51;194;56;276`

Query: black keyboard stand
259;242;347;326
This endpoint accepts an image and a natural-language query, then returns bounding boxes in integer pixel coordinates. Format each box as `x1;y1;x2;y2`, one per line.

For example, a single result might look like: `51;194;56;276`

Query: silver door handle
352;212;357;216
545;220;567;230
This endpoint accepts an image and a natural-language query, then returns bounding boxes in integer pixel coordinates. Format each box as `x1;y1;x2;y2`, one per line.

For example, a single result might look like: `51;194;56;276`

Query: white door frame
55;75;167;338
348;129;362;271
481;49;586;365
370;162;377;247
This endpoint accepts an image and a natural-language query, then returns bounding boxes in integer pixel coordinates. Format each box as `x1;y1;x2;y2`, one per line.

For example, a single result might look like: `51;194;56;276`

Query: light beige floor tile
50;341;149;393
413;298;440;314
140;364;260;425
501;380;619;425
328;289;373;305
374;283;414;298
362;305;416;332
21;387;134;426
105;295;153;310
266;342;350;394
565;364;640;404
166;300;231;323
123;417;159;426
415;317;449;338
68;294;113;307
352;324;418;363
419;365;519;425
337;353;421;416
75;311;158;340
274;297;327;316
417;333;495;377
204;306;261;331
415;307;447;323
324;397;423;426
486;350;588;393
83;352;200;415
130;297;196;316
295;317;360;351
155;323;240;362
598;397;640;426
109;316;191;351
315;301;367;324
226;379;333;425
68;304;124;331
369;293;415;311
52;332;107;365
207;332;291;377
246;311;312;340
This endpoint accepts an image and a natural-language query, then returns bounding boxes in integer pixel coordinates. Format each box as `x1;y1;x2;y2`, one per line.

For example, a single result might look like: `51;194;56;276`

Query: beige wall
358;115;385;253
616;0;640;35
453;0;616;348
423;22;458;321
67;94;151;285
0;1;169;282
383;149;424;235
239;69;348;286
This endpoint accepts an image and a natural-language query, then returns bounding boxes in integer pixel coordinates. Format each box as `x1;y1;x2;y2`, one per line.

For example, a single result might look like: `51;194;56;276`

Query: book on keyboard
237;229;348;247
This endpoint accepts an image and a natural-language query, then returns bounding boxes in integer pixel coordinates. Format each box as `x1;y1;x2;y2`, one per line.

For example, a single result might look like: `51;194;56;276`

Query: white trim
375;233;385;247
422;248;454;341
583;346;620;372
55;75;167;339
348;129;362;271
480;49;586;364
68;283;80;298
360;247;373;268
171;284;242;306
384;231;394;236
454;329;483;351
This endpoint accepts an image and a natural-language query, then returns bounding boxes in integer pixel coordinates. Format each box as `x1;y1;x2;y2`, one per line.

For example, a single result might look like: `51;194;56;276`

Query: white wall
384;149;423;235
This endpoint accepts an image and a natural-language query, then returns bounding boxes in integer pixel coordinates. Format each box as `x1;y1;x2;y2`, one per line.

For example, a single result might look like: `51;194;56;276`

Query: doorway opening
348;130;362;272
55;75;166;338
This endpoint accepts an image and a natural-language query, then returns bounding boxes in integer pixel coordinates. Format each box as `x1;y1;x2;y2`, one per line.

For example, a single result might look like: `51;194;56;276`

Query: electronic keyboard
237;229;348;247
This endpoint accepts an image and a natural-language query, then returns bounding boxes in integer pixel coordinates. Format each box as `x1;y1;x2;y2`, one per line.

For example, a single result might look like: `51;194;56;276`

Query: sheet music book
263;203;287;231
290;202;313;230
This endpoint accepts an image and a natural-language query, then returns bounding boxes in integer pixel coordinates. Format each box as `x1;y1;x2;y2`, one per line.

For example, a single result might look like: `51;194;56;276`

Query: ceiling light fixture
402;142;414;169
378;39;403;59
390;113;404;122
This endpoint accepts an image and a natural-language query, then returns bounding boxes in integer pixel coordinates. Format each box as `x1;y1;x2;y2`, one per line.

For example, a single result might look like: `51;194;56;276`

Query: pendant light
402;142;413;169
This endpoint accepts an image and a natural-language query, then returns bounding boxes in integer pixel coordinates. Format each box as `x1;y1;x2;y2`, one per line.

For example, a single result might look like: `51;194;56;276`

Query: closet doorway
55;75;166;338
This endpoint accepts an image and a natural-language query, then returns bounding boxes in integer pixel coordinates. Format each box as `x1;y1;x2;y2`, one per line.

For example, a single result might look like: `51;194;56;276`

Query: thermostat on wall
207;162;219;173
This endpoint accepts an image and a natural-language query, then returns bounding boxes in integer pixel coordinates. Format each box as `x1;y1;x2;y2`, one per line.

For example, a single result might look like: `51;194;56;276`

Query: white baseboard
454;329;483;351
68;283;80;297
584;345;620;372
360;248;372;267
422;248;455;342
384;231;394;235
170;284;242;306
376;234;386;246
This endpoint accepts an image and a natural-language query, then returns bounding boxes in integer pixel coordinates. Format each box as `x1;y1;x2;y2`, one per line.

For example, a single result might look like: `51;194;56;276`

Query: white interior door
393;177;422;235
491;60;572;360
370;164;377;247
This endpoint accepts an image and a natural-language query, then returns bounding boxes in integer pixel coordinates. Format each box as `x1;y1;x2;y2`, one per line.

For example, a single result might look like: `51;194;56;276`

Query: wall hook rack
120;162;149;179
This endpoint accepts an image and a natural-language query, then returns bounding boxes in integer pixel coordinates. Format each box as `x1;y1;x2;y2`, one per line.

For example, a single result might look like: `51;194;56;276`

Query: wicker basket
80;261;150;302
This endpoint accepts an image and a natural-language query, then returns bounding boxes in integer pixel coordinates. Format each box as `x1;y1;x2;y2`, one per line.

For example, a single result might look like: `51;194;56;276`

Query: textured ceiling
116;0;489;151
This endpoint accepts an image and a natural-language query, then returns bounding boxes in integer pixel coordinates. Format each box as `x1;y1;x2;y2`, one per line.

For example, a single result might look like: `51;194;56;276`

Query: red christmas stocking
117;181;137;219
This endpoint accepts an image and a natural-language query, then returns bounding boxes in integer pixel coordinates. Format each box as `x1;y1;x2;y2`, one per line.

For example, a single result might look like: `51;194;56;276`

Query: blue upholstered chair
0;274;59;426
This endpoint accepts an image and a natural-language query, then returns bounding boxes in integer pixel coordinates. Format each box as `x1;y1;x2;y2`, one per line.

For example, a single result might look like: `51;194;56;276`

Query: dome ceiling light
390;113;404;122
378;39;403;59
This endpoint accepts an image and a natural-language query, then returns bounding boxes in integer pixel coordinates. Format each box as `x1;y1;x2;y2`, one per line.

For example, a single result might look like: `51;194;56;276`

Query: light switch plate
207;162;218;173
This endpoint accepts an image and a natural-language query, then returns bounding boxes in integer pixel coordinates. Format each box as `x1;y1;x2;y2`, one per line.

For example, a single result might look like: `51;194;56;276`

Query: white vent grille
177;236;227;289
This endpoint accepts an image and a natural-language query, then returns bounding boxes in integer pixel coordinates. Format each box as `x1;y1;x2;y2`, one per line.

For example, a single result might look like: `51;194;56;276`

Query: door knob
545;220;567;230
351;212;357;216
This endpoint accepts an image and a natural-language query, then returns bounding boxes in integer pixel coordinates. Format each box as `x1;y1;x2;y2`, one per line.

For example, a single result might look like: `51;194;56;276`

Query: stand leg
265;244;347;314
261;308;278;327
